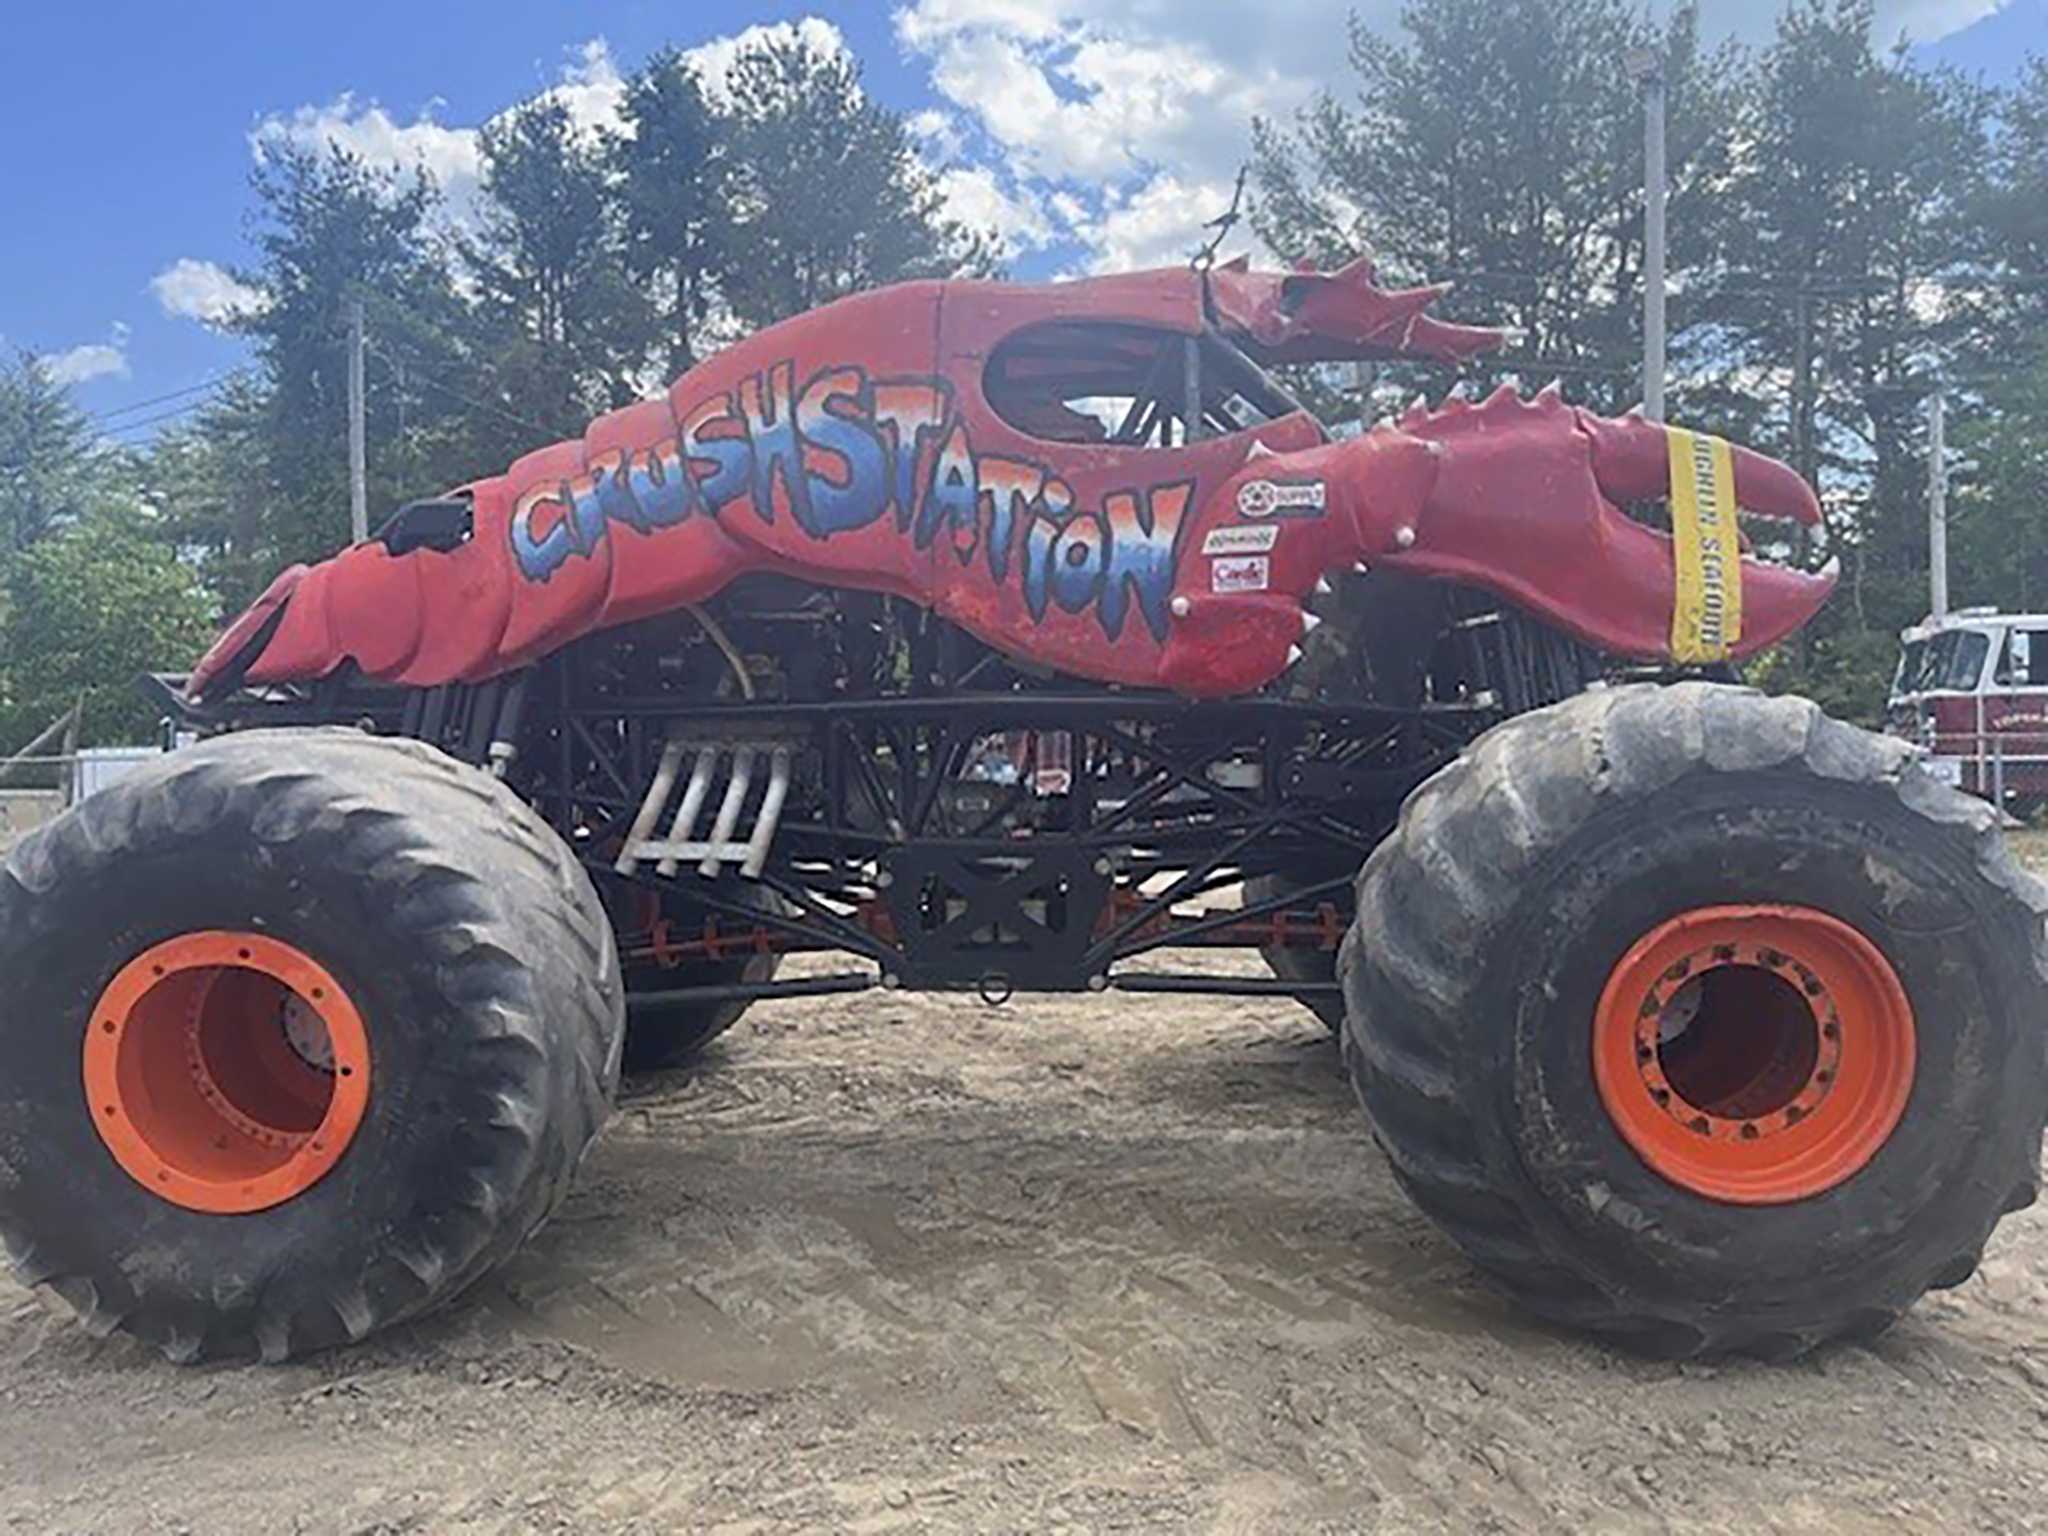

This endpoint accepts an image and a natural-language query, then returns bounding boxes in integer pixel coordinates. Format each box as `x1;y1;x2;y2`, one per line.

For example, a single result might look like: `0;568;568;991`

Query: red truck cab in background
1888;607;2048;818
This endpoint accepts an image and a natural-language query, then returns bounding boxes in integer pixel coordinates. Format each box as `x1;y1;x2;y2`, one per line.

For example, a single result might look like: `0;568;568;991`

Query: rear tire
623;951;780;1072
611;879;783;1073
0;729;624;1362
1340;682;2048;1358
1245;874;1347;1032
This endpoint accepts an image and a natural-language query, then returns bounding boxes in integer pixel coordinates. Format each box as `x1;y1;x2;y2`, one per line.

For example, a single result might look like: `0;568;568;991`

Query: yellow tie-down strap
1667;427;1743;663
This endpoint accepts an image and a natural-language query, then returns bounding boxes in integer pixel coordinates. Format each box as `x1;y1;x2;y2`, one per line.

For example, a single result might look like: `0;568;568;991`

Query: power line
369;339;554;438
88;378;230;424
0;392;224;473
100;398;227;439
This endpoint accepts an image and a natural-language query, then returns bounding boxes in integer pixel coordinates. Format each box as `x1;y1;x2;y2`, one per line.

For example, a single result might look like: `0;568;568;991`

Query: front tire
0;729;625;1362
1340;683;2048;1358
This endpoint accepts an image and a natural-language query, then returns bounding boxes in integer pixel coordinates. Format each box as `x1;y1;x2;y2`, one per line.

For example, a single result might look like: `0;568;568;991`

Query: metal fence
0;747;166;848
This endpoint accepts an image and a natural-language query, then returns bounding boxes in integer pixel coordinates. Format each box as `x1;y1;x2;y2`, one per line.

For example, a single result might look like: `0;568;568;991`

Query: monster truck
3;256;2043;1365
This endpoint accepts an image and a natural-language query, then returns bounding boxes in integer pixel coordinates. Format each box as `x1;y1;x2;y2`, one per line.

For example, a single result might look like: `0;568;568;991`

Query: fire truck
1888;607;2048;818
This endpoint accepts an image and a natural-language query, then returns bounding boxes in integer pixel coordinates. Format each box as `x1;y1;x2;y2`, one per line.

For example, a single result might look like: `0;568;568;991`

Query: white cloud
1078;174;1238;273
149;258;267;325
936;164;1054;255
681;17;853;104
42;336;130;387
214;21;1021;292
251;94;483;188
1877;0;2006;40
907;107;966;163
549;38;630;139
244;38;632;225
892;0;2001;273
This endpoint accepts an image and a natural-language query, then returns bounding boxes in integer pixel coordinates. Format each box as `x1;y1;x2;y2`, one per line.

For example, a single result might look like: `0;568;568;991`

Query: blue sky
1;0;2038;444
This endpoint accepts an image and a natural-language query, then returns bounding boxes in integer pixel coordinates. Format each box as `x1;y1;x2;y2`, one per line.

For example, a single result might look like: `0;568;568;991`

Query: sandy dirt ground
3;834;2047;1534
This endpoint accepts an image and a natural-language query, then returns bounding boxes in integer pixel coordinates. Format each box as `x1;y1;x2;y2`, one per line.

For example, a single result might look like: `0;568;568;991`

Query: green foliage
0;511;217;749
0;353;109;555
1953;351;2048;613
1252;0;1739;415
21;31;1004;754
141;373;286;616
22;14;2032;740
1984;58;2048;298
717;35;998;330
610;50;731;378
1254;0;2046;720
464;97;649;440
141;35;1000;581
220;144;476;564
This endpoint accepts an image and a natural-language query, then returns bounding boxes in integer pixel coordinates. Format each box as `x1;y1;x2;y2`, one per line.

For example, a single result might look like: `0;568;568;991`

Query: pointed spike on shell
1285;644;1305;666
1817;554;1842;579
1401;394;1430;428
1301;611;1323;635
1245;438;1276;460
1482;382;1519;410
1538;378;1565;404
1313;575;1333;595
1353;561;1370;574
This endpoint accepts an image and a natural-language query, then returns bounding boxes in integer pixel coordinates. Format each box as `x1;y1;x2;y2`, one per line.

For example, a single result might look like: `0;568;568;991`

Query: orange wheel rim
1592;905;1915;1205
83;932;371;1215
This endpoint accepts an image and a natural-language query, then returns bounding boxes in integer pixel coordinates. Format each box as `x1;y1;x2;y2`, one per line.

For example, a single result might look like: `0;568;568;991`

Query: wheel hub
1593;905;1915;1205
83;932;372;1215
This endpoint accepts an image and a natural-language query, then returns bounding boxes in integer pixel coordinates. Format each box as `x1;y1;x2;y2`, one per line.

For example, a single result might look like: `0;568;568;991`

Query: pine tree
611;50;732;379
464;96;648;441
715;35;996;330
0;352;107;556
1251;0;1740;416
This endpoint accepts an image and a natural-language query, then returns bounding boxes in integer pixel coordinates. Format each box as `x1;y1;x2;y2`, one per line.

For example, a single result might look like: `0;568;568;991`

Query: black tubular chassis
157;573;1657;1015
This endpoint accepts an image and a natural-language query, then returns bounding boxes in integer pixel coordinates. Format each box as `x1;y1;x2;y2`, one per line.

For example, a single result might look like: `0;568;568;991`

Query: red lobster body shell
192;261;1832;699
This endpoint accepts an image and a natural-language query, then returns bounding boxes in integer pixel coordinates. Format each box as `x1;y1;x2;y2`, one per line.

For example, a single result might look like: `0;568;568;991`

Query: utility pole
347;297;368;545
1628;47;1668;422
1789;292;1814;486
1928;391;1949;620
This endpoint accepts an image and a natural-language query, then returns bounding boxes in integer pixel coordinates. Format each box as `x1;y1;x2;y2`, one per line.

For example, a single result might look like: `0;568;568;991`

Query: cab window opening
983;322;1311;447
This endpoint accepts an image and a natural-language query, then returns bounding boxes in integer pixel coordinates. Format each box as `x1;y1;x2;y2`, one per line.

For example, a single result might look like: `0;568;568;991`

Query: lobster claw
1326;389;1835;664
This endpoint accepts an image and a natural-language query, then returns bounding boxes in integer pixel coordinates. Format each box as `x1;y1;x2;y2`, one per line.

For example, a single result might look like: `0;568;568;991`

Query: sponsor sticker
1236;479;1327;519
1211;555;1270;594
1202;524;1280;556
